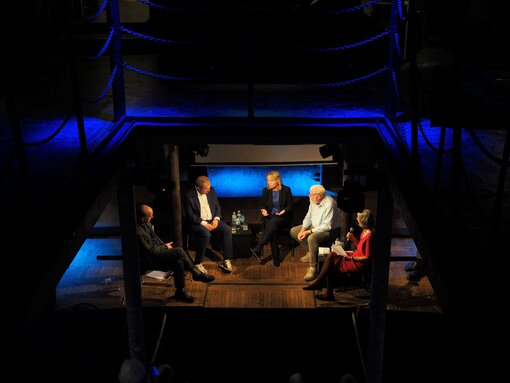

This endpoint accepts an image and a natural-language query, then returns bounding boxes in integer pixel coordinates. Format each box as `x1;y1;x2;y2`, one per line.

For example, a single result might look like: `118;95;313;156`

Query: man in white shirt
290;184;341;281
184;176;234;273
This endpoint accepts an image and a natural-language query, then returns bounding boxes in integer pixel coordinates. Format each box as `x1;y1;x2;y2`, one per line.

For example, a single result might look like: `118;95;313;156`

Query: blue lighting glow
57;238;122;288
207;165;323;197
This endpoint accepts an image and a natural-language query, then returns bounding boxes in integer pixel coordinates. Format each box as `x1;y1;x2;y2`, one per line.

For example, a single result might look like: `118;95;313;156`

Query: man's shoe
192;272;215;283
174;291;195;303
407;269;426;281
315;293;334;301
300;253;310;263
195;263;208;274
219;259;233;273
304;266;317;281
250;248;262;261
273;256;280;267
302;284;321;291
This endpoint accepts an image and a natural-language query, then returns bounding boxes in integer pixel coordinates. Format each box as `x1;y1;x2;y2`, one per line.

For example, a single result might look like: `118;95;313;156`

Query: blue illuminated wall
207;165;323;197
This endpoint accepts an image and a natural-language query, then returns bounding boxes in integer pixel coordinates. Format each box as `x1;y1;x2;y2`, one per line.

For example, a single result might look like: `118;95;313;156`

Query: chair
139;270;174;302
333;271;372;293
183;227;195;257
317;243;372;293
259;220;296;258
274;223;296;257
183;224;202;256
183;224;222;262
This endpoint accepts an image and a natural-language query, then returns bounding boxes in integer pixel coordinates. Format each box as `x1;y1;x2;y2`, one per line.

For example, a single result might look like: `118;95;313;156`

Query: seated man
136;204;215;303
290;184;341;281
183;175;234;273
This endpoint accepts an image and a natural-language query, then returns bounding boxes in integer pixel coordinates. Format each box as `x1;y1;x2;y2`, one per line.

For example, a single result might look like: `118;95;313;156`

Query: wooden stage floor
56;236;440;314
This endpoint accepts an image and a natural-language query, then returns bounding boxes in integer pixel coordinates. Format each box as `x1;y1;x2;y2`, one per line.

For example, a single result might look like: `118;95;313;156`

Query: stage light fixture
193;144;209;157
319;144;343;161
319;144;334;158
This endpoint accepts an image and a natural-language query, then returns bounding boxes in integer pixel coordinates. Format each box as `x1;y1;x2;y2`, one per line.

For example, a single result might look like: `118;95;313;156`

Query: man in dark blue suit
184;175;234;273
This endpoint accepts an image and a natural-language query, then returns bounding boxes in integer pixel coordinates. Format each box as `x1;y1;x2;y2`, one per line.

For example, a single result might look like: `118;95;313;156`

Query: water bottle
240;212;247;230
235;210;241;227
232;212;237;227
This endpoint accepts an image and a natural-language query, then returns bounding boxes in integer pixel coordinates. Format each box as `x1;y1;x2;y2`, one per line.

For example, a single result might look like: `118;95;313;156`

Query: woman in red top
303;208;375;301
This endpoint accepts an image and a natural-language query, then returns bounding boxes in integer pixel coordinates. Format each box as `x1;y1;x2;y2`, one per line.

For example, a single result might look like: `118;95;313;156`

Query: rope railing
466;127;509;166
296;29;389;52
81;66;118;104
123;63;208;82
418;120;453;154
119;25;204;45
70;0;403;118
22;106;75;147
75;0;401;115
420;123;510;165
81;27;115;61
78;0;109;23
397;0;404;21
390;67;400;100
416;120;508;234
393;30;402;59
300;65;387;87
136;0;207;13
302;0;384;16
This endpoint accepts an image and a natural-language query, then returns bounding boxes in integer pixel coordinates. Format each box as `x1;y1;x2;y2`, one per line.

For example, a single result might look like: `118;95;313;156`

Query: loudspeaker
321;164;342;190
337;181;365;214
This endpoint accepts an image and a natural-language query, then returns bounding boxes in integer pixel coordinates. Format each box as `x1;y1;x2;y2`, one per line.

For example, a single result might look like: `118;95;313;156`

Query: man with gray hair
290;184;341;281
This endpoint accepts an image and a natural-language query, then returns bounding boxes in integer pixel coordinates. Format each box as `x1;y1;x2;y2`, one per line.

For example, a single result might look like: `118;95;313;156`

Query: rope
390;68;400;100
81;27;115;61
81;66;118;104
301;66;387;88
22;107;75;147
137;0;207;13
298;30;389;52
466;127;509;166
418;120;453;154
78;0;109;23
308;0;383;16
119;25;203;45
123;63;208;81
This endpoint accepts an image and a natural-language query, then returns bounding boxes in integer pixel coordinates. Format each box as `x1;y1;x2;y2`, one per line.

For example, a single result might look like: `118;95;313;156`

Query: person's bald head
118;358;146;383
137;204;154;222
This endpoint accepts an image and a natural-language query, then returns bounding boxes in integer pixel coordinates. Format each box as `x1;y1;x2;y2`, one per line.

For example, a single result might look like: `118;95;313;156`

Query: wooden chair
317;250;372;293
275;222;296;257
139;270;174;302
258;219;296;258
333;271;372;293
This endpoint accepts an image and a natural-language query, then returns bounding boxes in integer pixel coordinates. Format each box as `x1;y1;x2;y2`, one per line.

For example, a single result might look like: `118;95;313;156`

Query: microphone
346;227;354;242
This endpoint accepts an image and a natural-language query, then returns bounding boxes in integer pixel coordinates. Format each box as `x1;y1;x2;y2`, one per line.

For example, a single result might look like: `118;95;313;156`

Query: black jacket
260;185;293;221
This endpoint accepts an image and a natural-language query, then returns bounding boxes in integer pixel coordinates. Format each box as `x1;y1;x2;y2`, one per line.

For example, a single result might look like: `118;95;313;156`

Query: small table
232;225;253;258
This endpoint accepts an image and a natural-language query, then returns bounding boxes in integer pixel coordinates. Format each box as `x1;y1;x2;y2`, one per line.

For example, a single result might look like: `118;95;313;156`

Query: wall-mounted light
319;144;343;162
192;144;209;157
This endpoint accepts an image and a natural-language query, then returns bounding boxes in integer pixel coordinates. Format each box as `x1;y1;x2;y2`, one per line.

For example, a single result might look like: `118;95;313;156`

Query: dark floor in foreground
9;305;458;383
